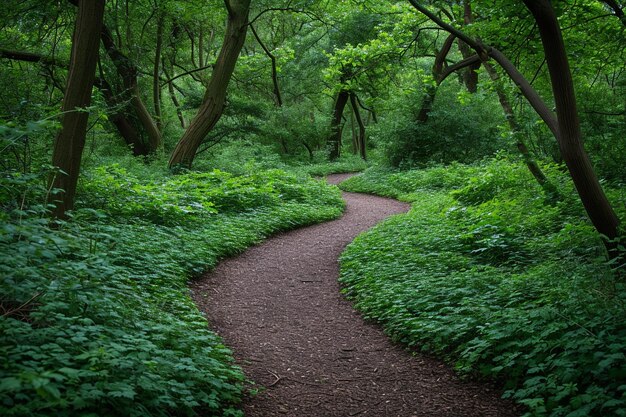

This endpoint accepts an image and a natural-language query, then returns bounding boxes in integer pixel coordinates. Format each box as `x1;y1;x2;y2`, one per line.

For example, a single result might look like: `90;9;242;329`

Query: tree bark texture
328;90;349;160
350;93;367;160
524;0;620;243
49;0;105;218
169;0;251;168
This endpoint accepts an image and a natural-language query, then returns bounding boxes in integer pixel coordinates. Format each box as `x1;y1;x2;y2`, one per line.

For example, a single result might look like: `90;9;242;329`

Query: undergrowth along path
191;173;519;417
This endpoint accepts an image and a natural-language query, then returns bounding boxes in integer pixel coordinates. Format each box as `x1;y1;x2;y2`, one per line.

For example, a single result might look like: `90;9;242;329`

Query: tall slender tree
49;0;105;218
169;0;251;169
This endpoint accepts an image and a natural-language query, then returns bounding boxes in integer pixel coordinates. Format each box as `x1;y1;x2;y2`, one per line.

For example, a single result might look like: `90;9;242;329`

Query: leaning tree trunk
49;0;105;218
483;62;553;192
168;0;251;169
524;0;620;248
101;24;161;154
416;33;455;124
96;77;149;156
350;92;367;160
328;90;350;160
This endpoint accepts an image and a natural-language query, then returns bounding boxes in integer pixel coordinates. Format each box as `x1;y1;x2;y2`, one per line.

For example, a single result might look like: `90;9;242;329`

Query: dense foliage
1;0;625;415
340;159;626;416
0;165;344;416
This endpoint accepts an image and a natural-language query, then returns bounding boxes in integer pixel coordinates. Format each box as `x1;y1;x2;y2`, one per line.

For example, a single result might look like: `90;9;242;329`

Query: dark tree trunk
416;34;455;124
169;0;251;169
162;58;186;128
457;1;480;93
250;24;283;107
301;140;314;160
49;0;105;218
95;77;149;156
101;24;161;153
153;13;164;132
601;0;626;26
350;92;367;160
524;0;620;246
328;90;349;160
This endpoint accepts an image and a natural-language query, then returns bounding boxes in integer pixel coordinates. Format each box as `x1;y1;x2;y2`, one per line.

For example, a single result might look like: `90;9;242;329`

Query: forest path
191;173;519;417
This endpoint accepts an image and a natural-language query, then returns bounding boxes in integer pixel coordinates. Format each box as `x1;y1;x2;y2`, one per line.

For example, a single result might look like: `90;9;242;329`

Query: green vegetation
340;159;626;416
2;0;626;415
1;164;343;416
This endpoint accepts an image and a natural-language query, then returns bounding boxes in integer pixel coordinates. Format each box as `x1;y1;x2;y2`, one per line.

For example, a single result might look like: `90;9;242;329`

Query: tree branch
0;48;67;68
160;63;214;87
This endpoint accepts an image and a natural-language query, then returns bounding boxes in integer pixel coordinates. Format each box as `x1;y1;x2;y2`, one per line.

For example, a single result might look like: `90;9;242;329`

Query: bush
371;84;508;167
339;158;626;416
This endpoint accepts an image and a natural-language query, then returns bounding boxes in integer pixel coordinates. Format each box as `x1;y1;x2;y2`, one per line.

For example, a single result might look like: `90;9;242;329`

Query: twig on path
267;370;282;387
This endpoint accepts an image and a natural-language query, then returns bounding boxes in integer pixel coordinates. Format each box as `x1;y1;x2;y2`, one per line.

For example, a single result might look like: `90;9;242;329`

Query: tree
523;0;620;248
407;0;621;253
100;23;162;154
49;0;105;218
168;0;251;169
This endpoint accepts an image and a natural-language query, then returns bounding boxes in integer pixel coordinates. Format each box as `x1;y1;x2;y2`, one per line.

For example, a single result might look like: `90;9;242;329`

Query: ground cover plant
339;158;626;416
0;165;344;416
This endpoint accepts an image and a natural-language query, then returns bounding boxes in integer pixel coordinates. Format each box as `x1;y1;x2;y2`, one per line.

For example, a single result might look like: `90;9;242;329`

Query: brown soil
191;173;521;417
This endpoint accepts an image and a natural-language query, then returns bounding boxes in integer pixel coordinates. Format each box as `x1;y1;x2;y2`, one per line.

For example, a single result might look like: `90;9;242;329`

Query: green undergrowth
286;154;369;177
339;157;626;416
0;166;344;416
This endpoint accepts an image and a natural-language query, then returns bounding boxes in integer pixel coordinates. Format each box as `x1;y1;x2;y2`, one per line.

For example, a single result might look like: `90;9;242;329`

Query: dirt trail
191;173;519;417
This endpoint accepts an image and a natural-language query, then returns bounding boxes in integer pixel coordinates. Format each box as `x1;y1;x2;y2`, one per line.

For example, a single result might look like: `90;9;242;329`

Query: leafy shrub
371;83;508;167
1;167;344;416
289;154;369;177
339;158;626;416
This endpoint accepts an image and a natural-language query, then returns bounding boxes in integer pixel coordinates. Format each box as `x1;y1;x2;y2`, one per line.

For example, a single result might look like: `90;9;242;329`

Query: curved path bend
191;173;519;417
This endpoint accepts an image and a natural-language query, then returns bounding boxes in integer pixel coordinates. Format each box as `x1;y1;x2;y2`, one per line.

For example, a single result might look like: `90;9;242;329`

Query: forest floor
190;173;520;417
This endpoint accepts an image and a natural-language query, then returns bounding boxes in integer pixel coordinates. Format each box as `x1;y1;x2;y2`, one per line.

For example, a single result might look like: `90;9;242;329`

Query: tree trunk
416;34;455;124
168;0;251;169
328;90;349;160
49;0;105;218
457;1;480;93
601;0;626;26
101;24;161;153
95;77;149;155
153;13;164;132
350;92;367;160
483;62;551;189
524;0;620;246
250;24;283;107
162;58;186;128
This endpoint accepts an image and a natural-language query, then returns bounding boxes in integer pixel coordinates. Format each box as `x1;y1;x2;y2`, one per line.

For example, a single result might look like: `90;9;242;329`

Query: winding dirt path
191;173;519;417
